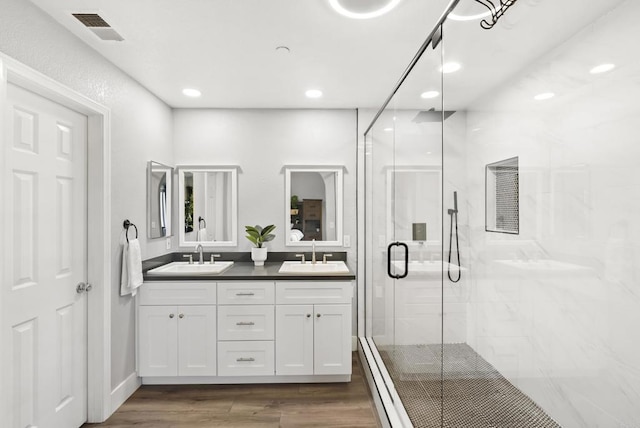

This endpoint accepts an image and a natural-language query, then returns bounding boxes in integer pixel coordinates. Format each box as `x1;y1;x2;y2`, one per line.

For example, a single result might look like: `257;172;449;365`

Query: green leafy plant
245;224;276;248
290;195;299;209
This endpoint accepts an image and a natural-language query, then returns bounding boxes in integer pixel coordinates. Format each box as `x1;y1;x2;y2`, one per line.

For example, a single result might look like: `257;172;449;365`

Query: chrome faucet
195;244;204;264
311;239;317;264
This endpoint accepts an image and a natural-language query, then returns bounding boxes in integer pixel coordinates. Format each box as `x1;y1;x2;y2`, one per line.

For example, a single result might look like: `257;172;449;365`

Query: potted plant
290;195;299;215
245;224;276;266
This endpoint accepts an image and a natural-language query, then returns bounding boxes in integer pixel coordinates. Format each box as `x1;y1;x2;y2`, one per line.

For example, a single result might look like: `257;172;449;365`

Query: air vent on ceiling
72;13;124;41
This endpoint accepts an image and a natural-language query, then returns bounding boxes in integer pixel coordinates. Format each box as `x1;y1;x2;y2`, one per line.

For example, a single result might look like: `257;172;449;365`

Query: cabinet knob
169;313;174;319
316;313;321;318
179;314;184;319
306;314;311;318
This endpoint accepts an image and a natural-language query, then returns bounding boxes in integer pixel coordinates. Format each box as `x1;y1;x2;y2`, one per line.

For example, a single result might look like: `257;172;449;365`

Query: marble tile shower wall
452;2;640;427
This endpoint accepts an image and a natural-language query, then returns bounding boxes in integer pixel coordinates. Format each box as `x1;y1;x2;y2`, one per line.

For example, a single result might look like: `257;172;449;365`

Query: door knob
76;282;92;294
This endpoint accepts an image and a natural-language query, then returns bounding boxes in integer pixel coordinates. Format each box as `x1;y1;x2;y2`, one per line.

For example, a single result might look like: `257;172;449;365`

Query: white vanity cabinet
275;281;352;376
138;279;353;383
217;282;275;376
137;282;217;377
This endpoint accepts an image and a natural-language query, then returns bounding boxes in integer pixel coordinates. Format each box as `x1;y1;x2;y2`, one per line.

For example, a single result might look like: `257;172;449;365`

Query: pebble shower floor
378;343;561;428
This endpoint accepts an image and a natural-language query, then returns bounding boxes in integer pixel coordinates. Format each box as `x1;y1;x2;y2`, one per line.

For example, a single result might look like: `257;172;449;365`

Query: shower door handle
387;242;409;279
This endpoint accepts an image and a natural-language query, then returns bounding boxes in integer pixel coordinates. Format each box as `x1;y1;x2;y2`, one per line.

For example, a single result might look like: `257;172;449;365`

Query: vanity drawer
139;282;216;305
217;341;274;376
275;281;353;304
217;282;275;305
218;305;274;341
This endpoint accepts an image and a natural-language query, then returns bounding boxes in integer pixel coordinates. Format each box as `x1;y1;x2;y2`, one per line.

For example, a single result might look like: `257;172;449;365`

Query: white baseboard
110;372;141;415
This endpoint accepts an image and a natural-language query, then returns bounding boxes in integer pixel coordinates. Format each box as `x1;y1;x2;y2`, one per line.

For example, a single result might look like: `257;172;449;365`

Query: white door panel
2;83;88;428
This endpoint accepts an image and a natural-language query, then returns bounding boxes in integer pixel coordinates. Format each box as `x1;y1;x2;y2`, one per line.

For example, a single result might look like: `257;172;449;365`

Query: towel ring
123;219;138;243
198;216;207;229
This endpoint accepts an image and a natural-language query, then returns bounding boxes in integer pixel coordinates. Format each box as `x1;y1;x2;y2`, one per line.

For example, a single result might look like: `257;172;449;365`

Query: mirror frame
147;161;173;239
284;165;344;247
385;165;442;245
177;165;239;247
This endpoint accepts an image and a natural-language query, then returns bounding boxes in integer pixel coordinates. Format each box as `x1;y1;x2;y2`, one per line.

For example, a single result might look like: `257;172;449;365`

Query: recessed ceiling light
305;89;323;98
441;62;461;74
421;91;440;99
534;92;555;101
182;88;201;97
383;127;393;132
590;63;615;74
328;0;402;19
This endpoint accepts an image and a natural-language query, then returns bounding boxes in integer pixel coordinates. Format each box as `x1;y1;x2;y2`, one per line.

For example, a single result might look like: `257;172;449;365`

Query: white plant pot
251;247;268;266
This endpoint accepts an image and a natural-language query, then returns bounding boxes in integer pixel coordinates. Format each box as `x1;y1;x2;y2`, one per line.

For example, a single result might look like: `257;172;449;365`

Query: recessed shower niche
486;156;519;234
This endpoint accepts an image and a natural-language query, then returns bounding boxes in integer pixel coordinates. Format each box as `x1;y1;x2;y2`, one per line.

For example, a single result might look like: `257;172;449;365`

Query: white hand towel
197;228;207;241
120;243;131;296
127;238;143;296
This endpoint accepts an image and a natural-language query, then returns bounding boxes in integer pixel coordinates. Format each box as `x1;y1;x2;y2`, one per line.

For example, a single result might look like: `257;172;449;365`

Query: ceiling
29;0;626;109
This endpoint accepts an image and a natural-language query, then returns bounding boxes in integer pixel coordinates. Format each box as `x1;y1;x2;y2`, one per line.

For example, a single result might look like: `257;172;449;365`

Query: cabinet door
138;306;178;377
276;305;314;375
177;305;217;376
314;304;351;375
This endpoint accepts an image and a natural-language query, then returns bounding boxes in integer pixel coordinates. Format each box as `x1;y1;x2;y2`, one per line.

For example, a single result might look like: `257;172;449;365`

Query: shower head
448;191;458;215
412;108;456;123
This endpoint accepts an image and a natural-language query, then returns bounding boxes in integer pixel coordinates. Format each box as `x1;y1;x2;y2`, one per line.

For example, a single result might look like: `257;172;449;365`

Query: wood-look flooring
84;353;381;428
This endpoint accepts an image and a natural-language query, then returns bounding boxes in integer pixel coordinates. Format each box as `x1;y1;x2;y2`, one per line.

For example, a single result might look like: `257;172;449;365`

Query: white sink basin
278;261;350;275
147;261;234;275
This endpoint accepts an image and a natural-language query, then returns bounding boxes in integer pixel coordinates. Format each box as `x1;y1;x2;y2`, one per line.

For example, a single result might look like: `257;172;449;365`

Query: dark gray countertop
142;252;355;281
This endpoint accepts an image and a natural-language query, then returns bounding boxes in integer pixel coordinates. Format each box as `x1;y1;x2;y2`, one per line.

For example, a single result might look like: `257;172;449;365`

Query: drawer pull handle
236;292;255;296
236;321;255;326
237;357;255;362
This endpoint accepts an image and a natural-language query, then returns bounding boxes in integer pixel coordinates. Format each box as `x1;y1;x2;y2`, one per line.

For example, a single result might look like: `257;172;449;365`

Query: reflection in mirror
147;161;173;239
178;166;238;247
386;167;441;244
285;166;343;247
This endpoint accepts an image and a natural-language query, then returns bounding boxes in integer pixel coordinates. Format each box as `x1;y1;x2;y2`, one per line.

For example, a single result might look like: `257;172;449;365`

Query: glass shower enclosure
361;0;640;426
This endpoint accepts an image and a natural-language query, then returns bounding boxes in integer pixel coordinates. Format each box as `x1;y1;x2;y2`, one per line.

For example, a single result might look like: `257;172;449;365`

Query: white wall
172;109;357;257
0;0;173;404
451;1;640;426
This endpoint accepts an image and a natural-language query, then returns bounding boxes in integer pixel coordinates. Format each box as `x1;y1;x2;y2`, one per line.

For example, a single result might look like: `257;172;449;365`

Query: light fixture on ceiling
305;89;323;98
590;63;615;74
448;10;491;21
182;88;201;98
328;0;402;19
534;92;555;101
421;91;440;99
441;62;461;74
383;127;393;132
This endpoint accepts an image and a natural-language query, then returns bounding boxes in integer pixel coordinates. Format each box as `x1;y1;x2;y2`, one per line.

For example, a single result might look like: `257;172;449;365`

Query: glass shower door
365;33;445;426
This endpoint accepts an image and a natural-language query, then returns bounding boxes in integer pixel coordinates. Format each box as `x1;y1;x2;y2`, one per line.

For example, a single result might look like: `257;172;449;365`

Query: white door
314;304;351;375
138;305;178;377
2;83;88;427
275;304;313;375
178;305;217;376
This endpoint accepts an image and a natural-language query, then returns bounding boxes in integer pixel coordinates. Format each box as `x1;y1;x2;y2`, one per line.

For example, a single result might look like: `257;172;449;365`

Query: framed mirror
177;165;239;247
385;166;442;244
284;166;344;247
147;161;173;239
